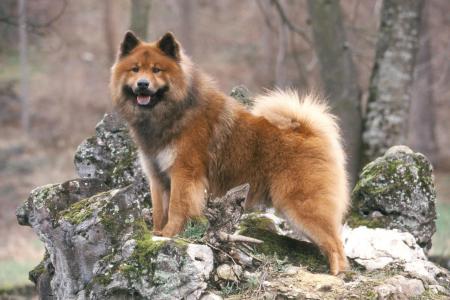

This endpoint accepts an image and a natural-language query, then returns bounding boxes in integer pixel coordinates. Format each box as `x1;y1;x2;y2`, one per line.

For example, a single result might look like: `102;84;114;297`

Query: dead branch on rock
217;231;263;244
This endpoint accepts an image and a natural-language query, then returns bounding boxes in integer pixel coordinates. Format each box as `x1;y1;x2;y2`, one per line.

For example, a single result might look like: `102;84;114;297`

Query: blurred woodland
0;0;449;292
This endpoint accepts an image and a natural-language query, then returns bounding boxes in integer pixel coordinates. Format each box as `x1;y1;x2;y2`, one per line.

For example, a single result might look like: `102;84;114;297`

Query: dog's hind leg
272;194;348;275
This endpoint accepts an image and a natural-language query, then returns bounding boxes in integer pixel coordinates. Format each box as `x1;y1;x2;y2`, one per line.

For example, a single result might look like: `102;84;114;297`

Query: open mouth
122;85;169;108
136;95;151;106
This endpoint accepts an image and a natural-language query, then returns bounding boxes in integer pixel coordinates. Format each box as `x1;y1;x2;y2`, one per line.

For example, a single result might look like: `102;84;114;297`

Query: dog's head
110;31;192;121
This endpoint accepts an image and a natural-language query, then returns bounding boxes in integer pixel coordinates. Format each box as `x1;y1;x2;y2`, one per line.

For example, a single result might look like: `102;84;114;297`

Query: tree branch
271;0;311;45
217;231;264;244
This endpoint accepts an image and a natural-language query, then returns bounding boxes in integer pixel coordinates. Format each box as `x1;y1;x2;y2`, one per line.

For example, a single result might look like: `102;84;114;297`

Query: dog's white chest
155;145;177;172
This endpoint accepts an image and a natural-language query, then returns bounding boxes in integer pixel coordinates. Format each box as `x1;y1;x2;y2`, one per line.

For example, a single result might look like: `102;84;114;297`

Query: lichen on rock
351;145;437;250
15;89;450;299
73;112;150;204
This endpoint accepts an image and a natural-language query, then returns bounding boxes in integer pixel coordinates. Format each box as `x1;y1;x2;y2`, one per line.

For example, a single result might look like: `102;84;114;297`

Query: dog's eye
132;66;139;73
152;67;161;74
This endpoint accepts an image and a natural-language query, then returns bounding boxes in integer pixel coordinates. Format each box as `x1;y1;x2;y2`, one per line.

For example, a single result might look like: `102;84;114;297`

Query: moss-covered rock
239;213;327;273
17;176;213;299
73;113;150;204
230;85;253;108
16;91;450;299
351;145;437;250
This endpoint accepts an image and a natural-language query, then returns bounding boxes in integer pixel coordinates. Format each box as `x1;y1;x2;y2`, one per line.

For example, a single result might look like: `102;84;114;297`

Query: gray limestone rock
14;89;450;299
17;181;213;299
351;145;437;250
73;112;150;204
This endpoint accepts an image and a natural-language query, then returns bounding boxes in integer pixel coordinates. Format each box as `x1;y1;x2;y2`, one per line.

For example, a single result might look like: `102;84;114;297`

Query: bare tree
307;0;362;182
19;0;30;134
103;0;116;64
408;1;437;164
178;0;195;56
130;0;151;39
274;12;289;87
362;0;423;162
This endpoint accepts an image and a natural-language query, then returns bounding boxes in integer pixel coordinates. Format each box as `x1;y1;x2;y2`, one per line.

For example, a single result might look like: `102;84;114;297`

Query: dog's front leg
148;174;169;234
160;169;206;237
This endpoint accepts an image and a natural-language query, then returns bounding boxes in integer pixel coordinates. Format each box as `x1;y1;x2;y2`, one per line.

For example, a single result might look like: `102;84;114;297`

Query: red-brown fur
110;32;349;275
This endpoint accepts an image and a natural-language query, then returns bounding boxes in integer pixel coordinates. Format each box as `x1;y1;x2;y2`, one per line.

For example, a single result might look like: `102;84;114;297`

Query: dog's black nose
137;79;149;89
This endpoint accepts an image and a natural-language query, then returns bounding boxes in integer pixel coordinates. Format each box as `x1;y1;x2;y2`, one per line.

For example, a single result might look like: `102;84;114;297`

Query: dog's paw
160;226;178;237
153;229;163;236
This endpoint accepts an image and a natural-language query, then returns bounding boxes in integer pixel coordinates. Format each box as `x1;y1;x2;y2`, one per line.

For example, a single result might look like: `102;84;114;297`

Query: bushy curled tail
252;89;338;138
252;89;349;217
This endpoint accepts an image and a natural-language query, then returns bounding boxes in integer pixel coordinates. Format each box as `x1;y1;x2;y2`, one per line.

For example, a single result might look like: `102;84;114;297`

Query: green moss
346;211;386;229
412;288;448;300
239;215;278;232
92;273;113;286
239;217;327;272
133;233;164;266
60;198;94;225
180;216;209;241
28;252;49;284
110;147;137;184
30;184;64;219
118;221;165;280
364;289;378;300
0;285;36;297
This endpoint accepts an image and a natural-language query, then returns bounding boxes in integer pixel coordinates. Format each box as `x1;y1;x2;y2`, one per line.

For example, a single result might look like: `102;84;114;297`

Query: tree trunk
178;0;194;56
408;1;437;164
129;0;151;39
18;0;30;134
275;18;289;87
362;0;423;163
307;0;362;183
103;0;116;64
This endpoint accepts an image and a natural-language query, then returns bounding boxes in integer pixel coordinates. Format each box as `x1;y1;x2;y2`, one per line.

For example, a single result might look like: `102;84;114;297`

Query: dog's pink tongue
137;95;151;105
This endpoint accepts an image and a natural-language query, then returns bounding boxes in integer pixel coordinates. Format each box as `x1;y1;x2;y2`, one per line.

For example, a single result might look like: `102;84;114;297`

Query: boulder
15;89;450;299
16;181;214;299
351;145;437;250
343;225;426;271
73;112;150;205
229;85;253;108
375;275;425;300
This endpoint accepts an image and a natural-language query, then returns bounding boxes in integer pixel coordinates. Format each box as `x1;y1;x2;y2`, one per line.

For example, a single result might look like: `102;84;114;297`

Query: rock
343;225;450;292
351;145;437;250
241;209;310;242
343;225;426;270
429;285;450;296
216;264;242;282
186;244;214;279
229;85;253;108
73;112;150;203
16;91;450;299
255;268;345;300
16;178;109;227
200;292;223;300
375;275;425;299
17;179;213;299
238;211;328;273
403;259;448;285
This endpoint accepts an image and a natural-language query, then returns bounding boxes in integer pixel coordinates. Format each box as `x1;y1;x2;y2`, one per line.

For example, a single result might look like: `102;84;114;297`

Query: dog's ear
119;31;140;58
157;32;180;61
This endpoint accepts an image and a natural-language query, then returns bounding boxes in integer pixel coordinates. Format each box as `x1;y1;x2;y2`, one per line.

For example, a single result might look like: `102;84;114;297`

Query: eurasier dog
110;31;349;274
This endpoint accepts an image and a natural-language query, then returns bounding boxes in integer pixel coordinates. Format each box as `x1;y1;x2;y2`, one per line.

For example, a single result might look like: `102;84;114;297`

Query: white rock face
200;292;223;300
187;244;214;279
343;225;426;270
343;225;450;292
403;259;446;285
375;275;425;299
216;264;243;282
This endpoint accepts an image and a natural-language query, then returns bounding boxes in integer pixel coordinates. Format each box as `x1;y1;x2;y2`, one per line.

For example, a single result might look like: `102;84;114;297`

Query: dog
110;31;349;274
